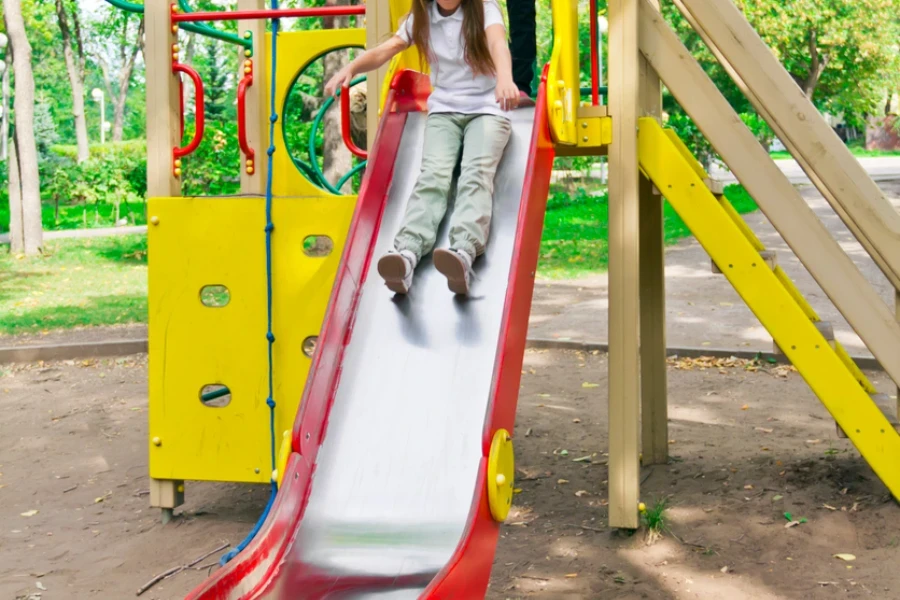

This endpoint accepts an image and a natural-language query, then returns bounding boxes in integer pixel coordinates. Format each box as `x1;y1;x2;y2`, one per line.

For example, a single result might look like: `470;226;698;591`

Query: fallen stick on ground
136;542;229;596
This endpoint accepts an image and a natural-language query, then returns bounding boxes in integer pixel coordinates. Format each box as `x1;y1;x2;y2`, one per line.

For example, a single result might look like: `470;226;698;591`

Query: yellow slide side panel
379;0;429;113
547;0;579;145
638;118;900;499
268;29;367;198
148;195;355;483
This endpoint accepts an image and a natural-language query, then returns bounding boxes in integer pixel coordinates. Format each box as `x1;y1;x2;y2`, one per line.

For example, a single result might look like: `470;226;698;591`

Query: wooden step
774;320;833;355
712;250;777;274
837;393;900;438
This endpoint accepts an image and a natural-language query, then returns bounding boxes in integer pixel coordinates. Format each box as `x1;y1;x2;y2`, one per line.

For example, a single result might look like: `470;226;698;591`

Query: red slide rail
340;84;368;159
173;61;205;164
171;5;365;23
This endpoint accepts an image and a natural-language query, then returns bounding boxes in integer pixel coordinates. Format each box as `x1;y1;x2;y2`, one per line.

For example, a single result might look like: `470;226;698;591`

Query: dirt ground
1;350;899;600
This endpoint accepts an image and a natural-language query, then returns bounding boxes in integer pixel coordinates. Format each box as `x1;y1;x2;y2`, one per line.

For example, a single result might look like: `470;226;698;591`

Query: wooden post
146;0;183;519
607;0;641;530
638;0;667;467
146;0;181;198
239;0;268;195
366;0;392;150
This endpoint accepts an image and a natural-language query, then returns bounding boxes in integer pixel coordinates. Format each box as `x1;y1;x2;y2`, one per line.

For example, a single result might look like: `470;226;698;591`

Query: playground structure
112;0;900;596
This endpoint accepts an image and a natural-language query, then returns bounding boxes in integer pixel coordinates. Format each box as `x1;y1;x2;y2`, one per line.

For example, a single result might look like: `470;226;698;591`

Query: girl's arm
324;35;409;97
485;24;519;111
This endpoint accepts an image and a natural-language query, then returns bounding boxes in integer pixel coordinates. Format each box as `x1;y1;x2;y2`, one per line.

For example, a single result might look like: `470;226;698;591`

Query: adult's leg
507;0;537;96
393;113;465;260
448;115;512;258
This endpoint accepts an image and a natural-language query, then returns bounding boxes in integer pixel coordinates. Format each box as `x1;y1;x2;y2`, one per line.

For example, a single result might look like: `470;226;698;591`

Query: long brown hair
409;0;496;77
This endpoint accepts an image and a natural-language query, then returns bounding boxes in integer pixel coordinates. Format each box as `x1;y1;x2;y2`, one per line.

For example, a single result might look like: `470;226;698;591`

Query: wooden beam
239;0;268;195
146;0;181;198
673;0;900;292
607;0;641;530
638;0;667;467
638;0;900;391
366;0;392;150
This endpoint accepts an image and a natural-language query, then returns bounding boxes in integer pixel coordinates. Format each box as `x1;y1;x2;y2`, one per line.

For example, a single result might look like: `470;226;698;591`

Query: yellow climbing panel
637;117;900;499
147;195;355;484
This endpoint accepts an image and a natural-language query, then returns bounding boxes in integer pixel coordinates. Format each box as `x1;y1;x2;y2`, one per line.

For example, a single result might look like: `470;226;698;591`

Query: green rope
306;75;367;195
336;160;367;192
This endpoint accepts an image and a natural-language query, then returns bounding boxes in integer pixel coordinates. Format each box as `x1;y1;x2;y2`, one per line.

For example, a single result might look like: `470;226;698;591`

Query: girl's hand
495;78;520;111
325;66;354;98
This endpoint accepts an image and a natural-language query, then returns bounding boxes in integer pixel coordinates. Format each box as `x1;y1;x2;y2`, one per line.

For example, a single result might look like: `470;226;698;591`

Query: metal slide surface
187;71;556;599
275;107;534;597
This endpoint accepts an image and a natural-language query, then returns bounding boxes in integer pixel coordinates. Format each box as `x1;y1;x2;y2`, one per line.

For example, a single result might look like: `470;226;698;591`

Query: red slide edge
420;66;556;599
184;69;431;600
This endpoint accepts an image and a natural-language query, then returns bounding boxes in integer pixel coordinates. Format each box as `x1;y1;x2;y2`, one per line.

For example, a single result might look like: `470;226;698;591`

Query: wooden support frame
146;0;181;198
607;0;641;530
146;0;184;515
637;0;900;391
366;0;392;150
638;0;667;468
672;0;900;293
239;0;268;195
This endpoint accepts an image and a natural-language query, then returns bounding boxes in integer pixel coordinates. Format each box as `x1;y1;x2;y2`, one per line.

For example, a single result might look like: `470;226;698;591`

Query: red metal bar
171;5;365;23
173;62;205;159
341;84;368;160
590;0;600;106
237;67;255;164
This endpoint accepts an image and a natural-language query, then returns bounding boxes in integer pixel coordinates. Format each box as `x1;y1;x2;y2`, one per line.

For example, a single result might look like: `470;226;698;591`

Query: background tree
54;0;88;162
4;0;41;255
95;10;144;143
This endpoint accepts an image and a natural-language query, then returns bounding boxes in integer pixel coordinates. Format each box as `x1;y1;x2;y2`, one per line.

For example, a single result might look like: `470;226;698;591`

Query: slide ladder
638;117;900;497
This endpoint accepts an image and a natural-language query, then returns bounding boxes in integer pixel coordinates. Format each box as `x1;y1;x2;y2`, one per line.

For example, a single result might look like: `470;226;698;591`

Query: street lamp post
91;88;105;145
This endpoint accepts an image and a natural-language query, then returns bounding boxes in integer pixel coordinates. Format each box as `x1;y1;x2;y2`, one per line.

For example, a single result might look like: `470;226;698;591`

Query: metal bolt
254;468;261;474
583;136;589;142
152;436;162;446
582;122;588;129
150;216;160;226
244;66;252;74
173;167;182;177
244;31;252;39
246;167;255;175
177;484;185;493
171;25;178;34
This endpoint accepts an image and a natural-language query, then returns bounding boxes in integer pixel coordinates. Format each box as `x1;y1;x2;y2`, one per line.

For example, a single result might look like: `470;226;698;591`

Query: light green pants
394;112;512;260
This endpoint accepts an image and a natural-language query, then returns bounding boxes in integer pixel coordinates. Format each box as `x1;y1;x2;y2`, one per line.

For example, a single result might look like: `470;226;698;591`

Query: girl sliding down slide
325;0;519;295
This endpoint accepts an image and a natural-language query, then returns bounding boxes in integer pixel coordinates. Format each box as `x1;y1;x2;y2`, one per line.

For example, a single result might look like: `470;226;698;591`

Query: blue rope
221;2;281;567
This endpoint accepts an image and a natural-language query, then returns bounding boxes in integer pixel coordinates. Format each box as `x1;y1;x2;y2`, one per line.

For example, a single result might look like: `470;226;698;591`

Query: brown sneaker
433;248;474;295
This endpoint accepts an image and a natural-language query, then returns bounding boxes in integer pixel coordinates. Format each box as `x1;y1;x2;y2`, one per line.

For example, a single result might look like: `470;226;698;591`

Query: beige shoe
377;249;417;294
433;248;474;295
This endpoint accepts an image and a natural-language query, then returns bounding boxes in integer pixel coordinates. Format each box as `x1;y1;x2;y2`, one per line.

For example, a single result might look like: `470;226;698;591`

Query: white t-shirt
396;0;507;117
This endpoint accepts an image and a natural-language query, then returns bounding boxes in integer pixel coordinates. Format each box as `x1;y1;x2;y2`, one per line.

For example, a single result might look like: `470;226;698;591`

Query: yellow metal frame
638;117;900;498
547;0;579;145
148;196;355;484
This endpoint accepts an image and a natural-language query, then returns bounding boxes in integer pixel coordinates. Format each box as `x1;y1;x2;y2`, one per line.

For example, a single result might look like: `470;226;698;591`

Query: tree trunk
802;29;827;100
322;0;352;192
56;0;89;160
5;0;43;255
100;16;144;142
6;136;23;253
886;92;893;117
1;55;9;161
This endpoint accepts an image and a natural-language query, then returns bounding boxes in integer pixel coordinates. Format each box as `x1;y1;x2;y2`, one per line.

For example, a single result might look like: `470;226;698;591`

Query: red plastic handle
237;69;255;163
173;62;205;159
340;84;367;160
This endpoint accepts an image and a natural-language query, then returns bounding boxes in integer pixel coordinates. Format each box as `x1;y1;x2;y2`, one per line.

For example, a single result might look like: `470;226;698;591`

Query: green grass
640;496;670;533
0;202;148;234
769;146;900;160
538;183;758;278
0;235;147;335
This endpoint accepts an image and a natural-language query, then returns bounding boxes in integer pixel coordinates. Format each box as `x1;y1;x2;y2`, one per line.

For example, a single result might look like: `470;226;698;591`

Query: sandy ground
2;350;899;599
